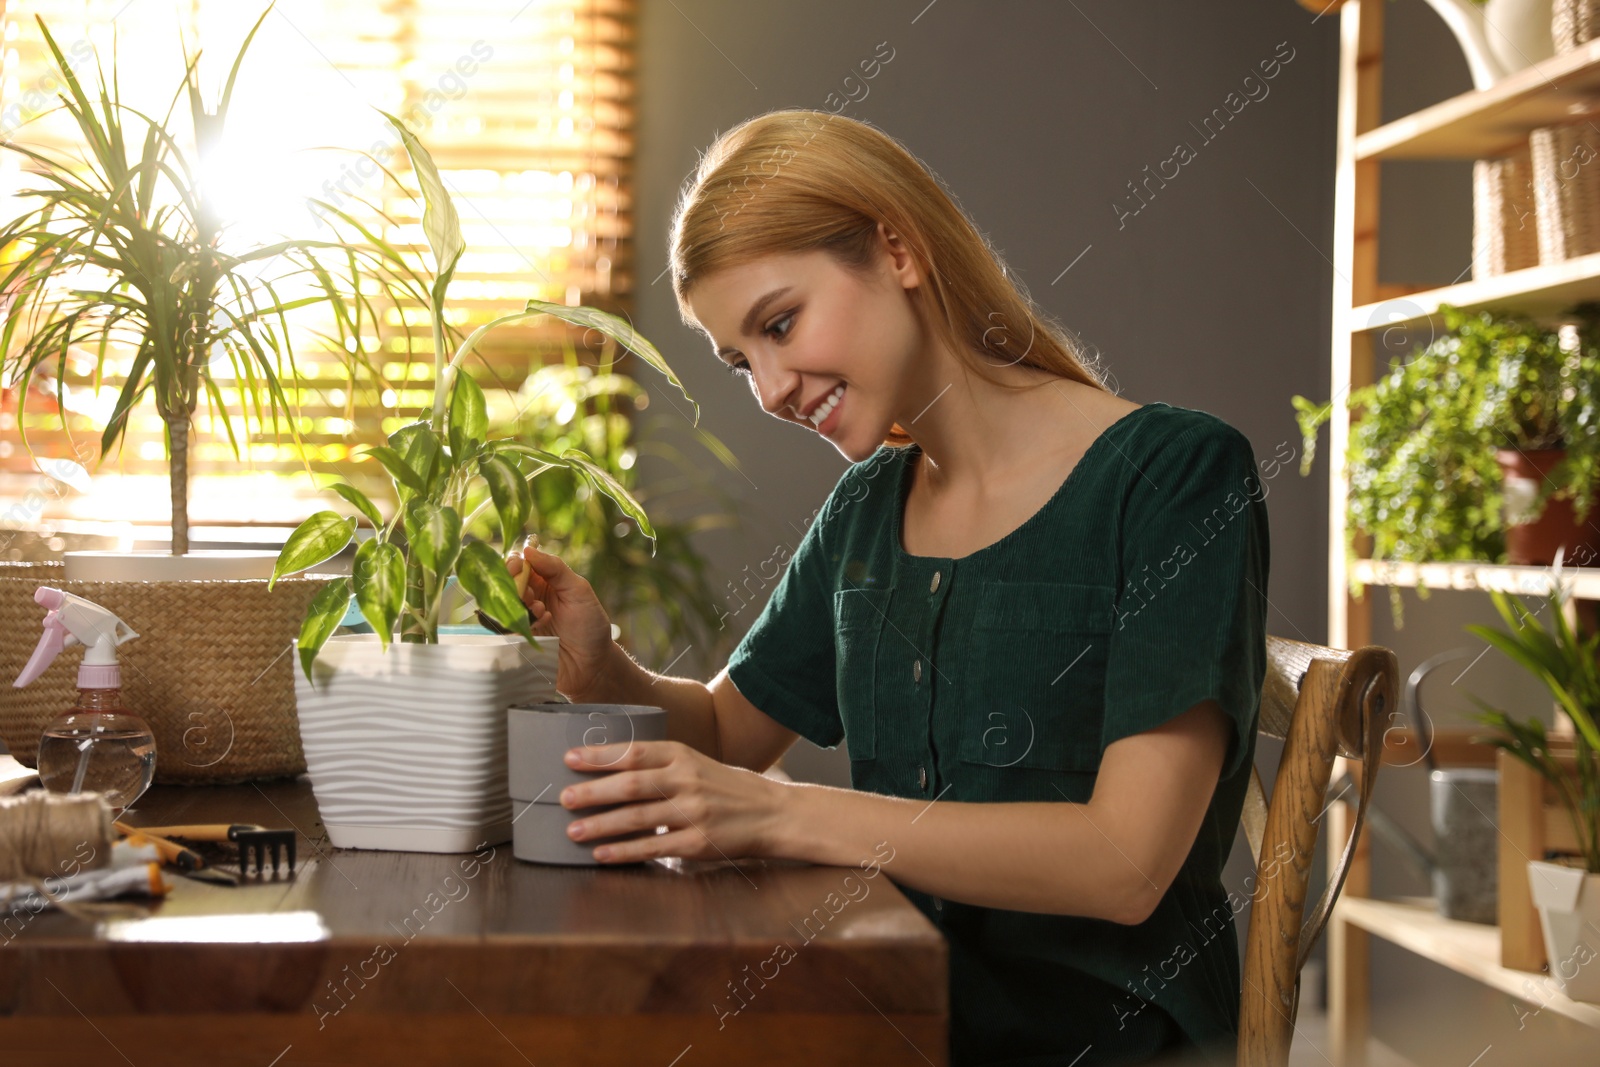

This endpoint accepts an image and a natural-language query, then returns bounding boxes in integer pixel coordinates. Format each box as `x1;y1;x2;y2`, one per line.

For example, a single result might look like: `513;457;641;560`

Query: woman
507;109;1270;1067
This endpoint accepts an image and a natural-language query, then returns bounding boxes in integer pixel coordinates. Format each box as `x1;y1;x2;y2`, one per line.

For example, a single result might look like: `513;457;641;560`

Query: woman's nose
751;365;799;418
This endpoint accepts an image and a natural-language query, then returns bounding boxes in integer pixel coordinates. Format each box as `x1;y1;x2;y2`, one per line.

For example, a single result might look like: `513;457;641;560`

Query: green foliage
1292;302;1600;624
504;344;746;677
1464;580;1600;873
272;116;700;676
0;7;432;554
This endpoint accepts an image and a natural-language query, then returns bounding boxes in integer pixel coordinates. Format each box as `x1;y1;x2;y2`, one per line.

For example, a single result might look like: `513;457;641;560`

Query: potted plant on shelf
1292;301;1600;626
271;114;699;853
0;10;427;784
1463;571;1600;1002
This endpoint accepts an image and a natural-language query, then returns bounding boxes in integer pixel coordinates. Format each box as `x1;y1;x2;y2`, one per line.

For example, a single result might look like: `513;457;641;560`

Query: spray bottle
13;587;155;812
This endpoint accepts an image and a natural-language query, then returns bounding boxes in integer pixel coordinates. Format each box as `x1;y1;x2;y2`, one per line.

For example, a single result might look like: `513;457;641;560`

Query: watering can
1324;646;1499;925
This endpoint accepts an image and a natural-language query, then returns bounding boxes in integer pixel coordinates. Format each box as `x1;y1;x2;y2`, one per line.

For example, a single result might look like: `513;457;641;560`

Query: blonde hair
669;109;1108;447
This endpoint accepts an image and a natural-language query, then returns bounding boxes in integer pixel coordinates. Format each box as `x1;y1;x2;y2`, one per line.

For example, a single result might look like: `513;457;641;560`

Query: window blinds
0;0;635;527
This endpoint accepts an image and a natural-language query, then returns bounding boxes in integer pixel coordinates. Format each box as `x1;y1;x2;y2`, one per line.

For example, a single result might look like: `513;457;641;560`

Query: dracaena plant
1465;573;1600;874
270;114;699;678
0;8;425;554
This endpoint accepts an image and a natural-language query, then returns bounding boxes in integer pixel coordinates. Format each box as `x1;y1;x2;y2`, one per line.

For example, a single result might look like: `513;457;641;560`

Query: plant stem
401;554;427;643
168;412;190;557
429;310;448;432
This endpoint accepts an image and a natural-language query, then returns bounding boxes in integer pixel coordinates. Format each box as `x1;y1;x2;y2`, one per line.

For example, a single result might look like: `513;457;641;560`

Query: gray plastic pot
506;703;667;866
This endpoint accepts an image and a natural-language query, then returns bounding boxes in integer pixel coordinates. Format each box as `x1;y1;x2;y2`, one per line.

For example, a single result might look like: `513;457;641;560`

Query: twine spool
0;790;113;882
0;561;334;784
1472;142;1540;278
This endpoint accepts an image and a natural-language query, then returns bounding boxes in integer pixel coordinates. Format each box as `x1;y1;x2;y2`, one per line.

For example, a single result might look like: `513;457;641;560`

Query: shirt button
929;570;941;593
913;658;922;683
917;765;928;790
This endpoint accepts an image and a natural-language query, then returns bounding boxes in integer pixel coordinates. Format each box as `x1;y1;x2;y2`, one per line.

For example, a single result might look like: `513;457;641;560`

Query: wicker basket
1530;119;1600;263
0;561;334;784
1554;0;1600;50
1473;142;1540;278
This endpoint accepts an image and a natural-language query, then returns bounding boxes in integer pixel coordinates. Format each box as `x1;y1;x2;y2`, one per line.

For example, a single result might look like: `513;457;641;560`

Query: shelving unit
1319;3;1600;1064
1348;558;1600;599
1332;896;1600;1030
1352;249;1600;329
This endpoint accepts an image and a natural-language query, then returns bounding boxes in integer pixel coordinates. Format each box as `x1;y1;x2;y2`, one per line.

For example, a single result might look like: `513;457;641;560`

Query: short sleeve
1101;421;1270;782
724;490;845;750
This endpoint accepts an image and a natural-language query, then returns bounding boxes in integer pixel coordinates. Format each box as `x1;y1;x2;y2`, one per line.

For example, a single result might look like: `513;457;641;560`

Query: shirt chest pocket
835;587;890;762
957;581;1114;774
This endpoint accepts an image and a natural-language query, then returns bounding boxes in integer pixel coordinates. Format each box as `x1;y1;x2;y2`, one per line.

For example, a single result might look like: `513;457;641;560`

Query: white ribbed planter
1528;859;1600;1002
294;633;560;853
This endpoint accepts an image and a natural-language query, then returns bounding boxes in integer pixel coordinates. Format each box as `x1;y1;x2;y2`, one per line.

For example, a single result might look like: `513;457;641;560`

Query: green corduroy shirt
725;401;1271;1067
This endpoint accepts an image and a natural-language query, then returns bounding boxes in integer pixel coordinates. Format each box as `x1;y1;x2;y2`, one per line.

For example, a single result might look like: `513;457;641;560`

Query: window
0;0;635;536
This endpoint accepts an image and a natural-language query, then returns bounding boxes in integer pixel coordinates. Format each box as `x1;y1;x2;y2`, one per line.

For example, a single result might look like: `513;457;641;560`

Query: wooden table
0;779;947;1066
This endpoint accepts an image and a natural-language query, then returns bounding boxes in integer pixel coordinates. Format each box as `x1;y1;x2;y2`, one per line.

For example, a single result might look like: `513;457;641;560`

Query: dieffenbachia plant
271;113;698;677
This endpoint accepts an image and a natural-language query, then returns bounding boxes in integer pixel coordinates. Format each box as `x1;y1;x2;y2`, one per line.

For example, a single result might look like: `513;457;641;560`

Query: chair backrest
1236;635;1396;1067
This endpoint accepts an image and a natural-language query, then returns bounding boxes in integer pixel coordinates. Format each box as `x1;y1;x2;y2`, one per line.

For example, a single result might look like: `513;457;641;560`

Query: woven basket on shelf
1554;0;1600;50
1530;119;1600;263
1472;141;1540;278
0;561;333;784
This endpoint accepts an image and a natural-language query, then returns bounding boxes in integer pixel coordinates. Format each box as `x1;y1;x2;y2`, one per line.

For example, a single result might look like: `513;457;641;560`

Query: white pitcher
1420;0;1555;90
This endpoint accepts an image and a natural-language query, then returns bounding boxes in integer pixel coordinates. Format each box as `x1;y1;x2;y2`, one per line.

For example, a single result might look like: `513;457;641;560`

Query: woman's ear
876;220;921;289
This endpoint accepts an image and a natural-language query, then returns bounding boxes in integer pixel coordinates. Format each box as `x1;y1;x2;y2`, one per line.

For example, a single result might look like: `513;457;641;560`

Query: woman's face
686;227;926;463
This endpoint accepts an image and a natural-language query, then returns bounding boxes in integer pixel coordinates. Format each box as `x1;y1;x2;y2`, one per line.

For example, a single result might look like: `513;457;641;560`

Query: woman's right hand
508;537;617;703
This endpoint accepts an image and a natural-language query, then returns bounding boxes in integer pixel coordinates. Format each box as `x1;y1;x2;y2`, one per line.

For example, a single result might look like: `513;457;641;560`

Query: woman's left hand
559;740;786;864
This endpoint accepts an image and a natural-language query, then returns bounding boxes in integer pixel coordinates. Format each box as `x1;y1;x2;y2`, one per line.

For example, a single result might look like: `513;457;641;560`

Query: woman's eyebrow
715;286;793;358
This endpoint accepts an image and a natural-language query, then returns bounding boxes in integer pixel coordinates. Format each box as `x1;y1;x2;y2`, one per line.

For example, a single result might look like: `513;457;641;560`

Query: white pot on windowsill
1528;859;1600;1002
62;549;280;582
293;632;562;853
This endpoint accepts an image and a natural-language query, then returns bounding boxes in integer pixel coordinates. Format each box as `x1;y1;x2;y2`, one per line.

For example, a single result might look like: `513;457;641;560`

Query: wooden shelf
1349;559;1600;599
1356;37;1600;160
1334;896;1600;1029
1324;5;1600;1060
1350;251;1600;332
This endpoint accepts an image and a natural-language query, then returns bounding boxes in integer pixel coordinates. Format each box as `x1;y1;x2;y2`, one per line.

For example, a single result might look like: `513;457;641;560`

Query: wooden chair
1235;636;1397;1067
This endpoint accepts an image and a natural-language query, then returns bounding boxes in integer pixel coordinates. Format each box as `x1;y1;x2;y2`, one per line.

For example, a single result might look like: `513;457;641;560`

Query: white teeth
808;384;845;427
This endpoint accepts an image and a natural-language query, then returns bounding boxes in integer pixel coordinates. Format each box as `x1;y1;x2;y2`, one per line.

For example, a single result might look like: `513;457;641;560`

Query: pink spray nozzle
12;586;136;690
14;611;67;688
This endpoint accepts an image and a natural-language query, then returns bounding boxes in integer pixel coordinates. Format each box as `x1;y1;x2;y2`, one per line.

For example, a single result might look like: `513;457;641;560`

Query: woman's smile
806;383;846;433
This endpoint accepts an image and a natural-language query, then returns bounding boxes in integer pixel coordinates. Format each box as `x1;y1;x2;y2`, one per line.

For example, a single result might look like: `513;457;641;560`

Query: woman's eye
725;359;750;377
765;311;795;342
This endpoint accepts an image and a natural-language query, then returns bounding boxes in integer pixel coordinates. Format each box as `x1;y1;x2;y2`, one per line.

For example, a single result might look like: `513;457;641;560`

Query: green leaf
272;511;356;588
377;110;464;290
404;500;462;577
449;370;488;459
456;540;533;640
561;447;655;540
389;421;444;495
352;538;405;648
524;299;699;425
477;454;531;549
364;444;426;500
297;576;352;681
331;483;384;529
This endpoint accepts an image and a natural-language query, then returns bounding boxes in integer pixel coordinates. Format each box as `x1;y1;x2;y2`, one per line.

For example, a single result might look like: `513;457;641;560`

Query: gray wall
634;2;1591;1062
635;0;1335;766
